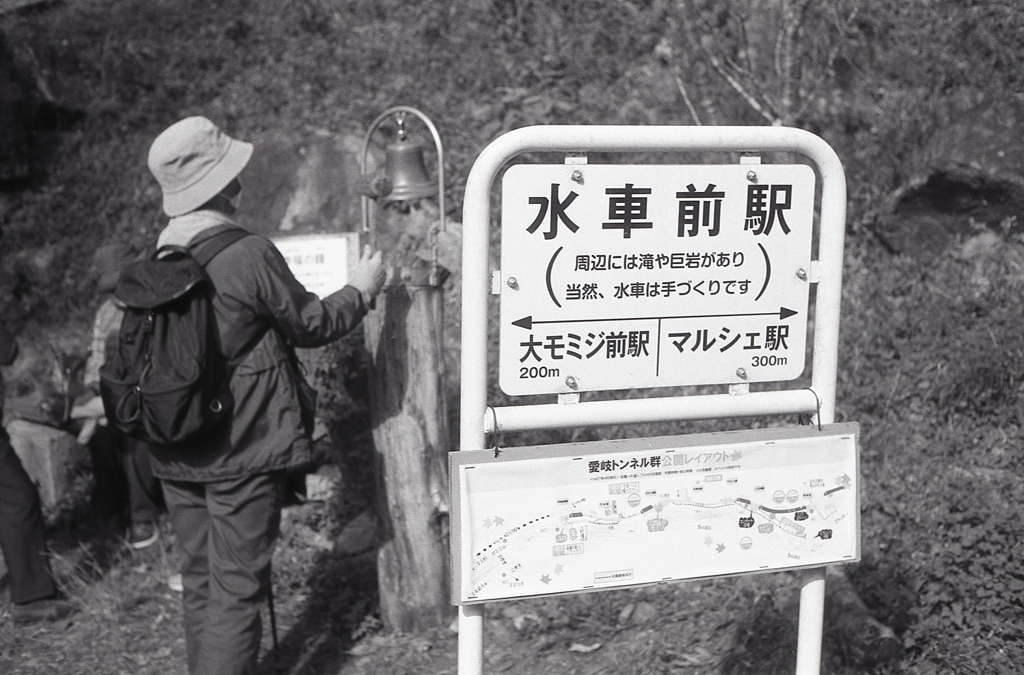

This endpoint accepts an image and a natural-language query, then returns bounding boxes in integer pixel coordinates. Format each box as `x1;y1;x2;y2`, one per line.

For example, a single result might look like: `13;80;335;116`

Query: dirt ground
0;489;826;675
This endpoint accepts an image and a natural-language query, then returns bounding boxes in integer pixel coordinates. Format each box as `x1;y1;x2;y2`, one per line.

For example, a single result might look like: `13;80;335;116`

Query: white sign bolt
746;170;757;183
507;277;519;290
796;268;808;281
565;376;579;390
570;170;584;184
736;368;748;380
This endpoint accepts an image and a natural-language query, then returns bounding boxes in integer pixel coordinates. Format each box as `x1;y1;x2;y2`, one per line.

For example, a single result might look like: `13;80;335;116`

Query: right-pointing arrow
511;307;799;329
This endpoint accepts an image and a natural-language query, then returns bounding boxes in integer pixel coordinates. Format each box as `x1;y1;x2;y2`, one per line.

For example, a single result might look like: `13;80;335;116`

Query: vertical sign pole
795;120;846;675
457;605;485;675
458;126;498;675
797;569;827;673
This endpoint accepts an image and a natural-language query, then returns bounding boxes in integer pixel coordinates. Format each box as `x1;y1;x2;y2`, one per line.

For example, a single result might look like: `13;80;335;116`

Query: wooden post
363;268;454;633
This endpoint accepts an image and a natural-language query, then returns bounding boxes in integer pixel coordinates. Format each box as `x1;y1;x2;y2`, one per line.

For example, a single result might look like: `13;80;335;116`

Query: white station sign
499;164;816;396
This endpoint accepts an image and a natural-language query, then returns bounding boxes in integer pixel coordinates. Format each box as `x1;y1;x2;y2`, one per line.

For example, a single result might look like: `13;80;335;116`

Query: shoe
167;573;183;593
128;522;159;550
11;596;76;625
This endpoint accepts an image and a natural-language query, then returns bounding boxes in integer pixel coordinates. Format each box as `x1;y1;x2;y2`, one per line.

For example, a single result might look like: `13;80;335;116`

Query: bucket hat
147;116;253;217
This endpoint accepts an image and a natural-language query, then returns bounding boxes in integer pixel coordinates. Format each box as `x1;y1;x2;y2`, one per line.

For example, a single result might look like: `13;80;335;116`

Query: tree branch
674;74;703;125
679;0;779;124
777;0;815;125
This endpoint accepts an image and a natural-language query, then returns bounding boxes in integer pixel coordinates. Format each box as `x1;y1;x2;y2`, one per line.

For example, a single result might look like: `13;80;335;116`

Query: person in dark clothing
72;245;165;549
145;116;386;675
0;322;76;624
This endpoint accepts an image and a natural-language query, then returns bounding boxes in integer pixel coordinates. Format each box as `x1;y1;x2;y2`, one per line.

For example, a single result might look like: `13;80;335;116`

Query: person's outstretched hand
348;245;386;306
70;395;106;444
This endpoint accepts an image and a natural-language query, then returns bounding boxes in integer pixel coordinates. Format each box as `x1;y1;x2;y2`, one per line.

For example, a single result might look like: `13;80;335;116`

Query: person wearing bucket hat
147;116;254;218
142;117;386;675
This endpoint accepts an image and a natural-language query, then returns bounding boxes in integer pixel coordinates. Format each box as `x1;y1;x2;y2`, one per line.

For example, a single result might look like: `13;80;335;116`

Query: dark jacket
149;223;367;482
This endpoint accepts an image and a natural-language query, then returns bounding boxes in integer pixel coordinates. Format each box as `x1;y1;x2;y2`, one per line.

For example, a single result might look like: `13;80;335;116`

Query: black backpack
99;226;250;446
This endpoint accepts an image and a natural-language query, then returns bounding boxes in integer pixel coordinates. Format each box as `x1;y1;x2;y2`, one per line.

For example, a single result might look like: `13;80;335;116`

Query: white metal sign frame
459;125;848;675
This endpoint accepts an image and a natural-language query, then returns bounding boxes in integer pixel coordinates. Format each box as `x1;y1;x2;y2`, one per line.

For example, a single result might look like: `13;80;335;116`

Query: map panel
452;424;859;604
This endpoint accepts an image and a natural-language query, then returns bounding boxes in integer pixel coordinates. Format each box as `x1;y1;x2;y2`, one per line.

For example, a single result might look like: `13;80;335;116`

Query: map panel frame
451;423;859;605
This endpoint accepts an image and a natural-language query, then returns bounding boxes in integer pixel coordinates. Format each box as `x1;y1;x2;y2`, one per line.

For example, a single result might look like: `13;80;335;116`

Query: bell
383;135;435;202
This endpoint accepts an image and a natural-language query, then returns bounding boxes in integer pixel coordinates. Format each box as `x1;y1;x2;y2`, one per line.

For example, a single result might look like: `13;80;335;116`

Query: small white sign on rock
270;232;360;299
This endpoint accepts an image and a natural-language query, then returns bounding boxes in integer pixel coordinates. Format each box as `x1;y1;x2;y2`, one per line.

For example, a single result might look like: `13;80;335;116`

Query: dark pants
0;427;56;604
90;426;163;526
122;435;162;525
162;472;285;675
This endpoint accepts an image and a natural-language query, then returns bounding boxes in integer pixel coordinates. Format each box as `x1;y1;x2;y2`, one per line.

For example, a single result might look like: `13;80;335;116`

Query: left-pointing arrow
512;316;533;330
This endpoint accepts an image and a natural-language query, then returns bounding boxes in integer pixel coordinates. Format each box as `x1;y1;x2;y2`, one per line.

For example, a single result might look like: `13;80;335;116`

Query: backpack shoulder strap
187;224;269;364
189;224;252;267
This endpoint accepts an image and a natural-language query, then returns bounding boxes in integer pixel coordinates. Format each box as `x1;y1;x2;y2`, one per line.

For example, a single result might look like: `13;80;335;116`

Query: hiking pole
267;575;279;651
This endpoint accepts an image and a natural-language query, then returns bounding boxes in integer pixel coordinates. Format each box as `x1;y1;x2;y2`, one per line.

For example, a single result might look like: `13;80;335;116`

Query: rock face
6;419;87;508
235;130;382;236
882;91;1024;257
231;128;460;275
0;30;35;182
0;27;85;184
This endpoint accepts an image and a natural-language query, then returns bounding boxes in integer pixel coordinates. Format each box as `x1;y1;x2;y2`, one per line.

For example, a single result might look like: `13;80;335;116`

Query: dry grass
1;525;187;674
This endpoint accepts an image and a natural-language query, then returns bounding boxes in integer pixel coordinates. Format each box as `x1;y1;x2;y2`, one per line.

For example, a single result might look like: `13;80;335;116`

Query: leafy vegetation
2;0;1024;673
